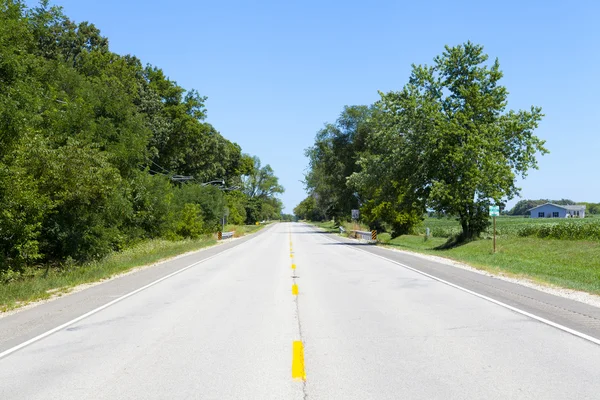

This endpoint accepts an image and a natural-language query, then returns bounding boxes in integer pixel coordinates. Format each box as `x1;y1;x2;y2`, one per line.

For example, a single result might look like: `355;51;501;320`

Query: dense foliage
300;42;548;242
0;0;283;273
303;106;374;223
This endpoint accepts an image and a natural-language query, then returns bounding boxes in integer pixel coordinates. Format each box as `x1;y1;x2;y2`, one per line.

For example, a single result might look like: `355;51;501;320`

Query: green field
417;215;600;240
311;219;600;295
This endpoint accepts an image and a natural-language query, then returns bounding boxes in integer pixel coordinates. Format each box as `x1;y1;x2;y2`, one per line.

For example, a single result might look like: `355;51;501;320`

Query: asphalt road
1;222;599;399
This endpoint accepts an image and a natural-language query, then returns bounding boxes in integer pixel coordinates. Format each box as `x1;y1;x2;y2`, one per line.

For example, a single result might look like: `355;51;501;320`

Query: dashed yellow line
292;284;298;295
291;263;296;270
292;341;306;381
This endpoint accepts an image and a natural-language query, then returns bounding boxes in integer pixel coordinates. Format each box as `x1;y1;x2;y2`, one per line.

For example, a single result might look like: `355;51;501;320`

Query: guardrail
218;231;234;240
351;230;377;242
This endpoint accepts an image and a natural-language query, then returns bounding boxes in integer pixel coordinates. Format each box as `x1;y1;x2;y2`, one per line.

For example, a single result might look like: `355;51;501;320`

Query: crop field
417;215;600;240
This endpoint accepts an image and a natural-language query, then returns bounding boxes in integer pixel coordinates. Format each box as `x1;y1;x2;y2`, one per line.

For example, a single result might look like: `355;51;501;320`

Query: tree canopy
0;0;283;273
300;42;548;242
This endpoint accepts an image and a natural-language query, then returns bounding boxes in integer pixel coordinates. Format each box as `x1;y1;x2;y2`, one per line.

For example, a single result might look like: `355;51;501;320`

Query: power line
147;158;171;175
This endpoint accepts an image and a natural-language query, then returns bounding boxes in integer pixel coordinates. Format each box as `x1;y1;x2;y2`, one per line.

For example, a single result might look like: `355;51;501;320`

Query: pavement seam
290;227;308;399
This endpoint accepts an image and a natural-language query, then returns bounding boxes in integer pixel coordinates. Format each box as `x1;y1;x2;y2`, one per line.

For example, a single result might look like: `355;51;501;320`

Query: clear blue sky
27;0;600;212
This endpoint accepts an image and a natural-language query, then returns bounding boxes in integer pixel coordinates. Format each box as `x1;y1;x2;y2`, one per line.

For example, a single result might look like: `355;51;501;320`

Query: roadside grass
309;220;370;234
0;224;265;312
308;220;600;295
384;235;600;294
225;223;264;237
310;220;338;233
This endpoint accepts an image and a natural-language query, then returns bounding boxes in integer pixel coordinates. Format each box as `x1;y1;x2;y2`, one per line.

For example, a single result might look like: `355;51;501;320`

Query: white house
528;203;586;218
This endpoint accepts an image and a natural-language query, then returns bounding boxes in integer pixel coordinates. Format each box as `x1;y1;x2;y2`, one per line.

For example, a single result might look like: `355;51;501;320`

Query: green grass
384;235;600;294
0;224;265;312
310;220;339;233
224;223;265;237
309;220;600;295
310;220;370;233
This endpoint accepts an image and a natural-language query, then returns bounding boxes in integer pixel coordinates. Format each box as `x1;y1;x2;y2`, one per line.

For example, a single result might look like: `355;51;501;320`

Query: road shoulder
307;223;600;342
0;225;272;354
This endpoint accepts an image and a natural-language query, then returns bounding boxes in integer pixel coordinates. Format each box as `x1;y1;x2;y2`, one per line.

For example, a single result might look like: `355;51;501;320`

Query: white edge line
312;224;600;346
0;228;268;360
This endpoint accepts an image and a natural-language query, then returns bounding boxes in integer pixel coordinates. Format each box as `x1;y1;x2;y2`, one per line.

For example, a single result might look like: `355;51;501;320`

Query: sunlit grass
0;224;266;312
384;235;600;294
309;220;600;295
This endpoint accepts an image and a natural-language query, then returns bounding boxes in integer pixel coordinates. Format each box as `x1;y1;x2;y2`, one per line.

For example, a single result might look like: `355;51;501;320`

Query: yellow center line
291;263;296;270
292;341;306;381
292;284;298;295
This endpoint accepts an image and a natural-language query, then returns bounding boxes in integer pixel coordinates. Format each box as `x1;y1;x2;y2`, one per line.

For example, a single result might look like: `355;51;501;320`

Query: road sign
351;209;359;220
489;205;500;253
489;205;500;217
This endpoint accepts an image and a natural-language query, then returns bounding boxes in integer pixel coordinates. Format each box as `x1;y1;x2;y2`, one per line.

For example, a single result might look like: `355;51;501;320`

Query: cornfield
418;216;600;241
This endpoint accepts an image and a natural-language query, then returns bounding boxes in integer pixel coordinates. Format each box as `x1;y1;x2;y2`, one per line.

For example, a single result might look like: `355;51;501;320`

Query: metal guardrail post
218;231;234;240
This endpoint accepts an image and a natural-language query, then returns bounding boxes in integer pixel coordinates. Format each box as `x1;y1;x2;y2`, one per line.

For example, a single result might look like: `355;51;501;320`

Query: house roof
527;203;586;212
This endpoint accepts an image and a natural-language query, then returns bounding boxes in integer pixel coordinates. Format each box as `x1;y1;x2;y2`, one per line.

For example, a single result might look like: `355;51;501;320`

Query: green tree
224;191;248;225
176;204;204;239
0;0;283;273
241;156;284;224
354;42;547;241
242;156;284;199
304;105;373;223
293;196;325;221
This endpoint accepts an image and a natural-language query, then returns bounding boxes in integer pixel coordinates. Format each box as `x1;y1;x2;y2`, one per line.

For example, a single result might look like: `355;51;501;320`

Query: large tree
242;156;284;199
0;0;283;271
353;42;547;241
304;105;374;222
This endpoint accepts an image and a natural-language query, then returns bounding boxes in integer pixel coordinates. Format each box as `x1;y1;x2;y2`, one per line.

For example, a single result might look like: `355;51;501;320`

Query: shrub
378;232;392;244
176;204;205;239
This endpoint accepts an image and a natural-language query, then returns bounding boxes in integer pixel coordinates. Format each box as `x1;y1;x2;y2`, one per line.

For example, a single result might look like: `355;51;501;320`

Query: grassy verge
310;220;339;233
309;220;600;295
225;223;265;237
1;224;265;312
309;220;370;234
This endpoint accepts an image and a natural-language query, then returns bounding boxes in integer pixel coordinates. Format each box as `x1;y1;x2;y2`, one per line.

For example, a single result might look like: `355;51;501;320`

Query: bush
176;204;205;239
174;183;226;232
128;172;175;239
378;232;392;244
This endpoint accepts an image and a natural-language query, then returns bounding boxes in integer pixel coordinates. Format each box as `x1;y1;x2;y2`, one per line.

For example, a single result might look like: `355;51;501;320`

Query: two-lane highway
1;223;599;399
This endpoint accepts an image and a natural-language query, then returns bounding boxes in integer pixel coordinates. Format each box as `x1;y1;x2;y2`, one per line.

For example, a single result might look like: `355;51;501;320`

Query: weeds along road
1;222;600;399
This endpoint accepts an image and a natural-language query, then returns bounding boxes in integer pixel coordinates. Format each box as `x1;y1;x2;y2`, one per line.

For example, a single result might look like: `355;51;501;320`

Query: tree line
297;42;547;243
0;0;283;273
